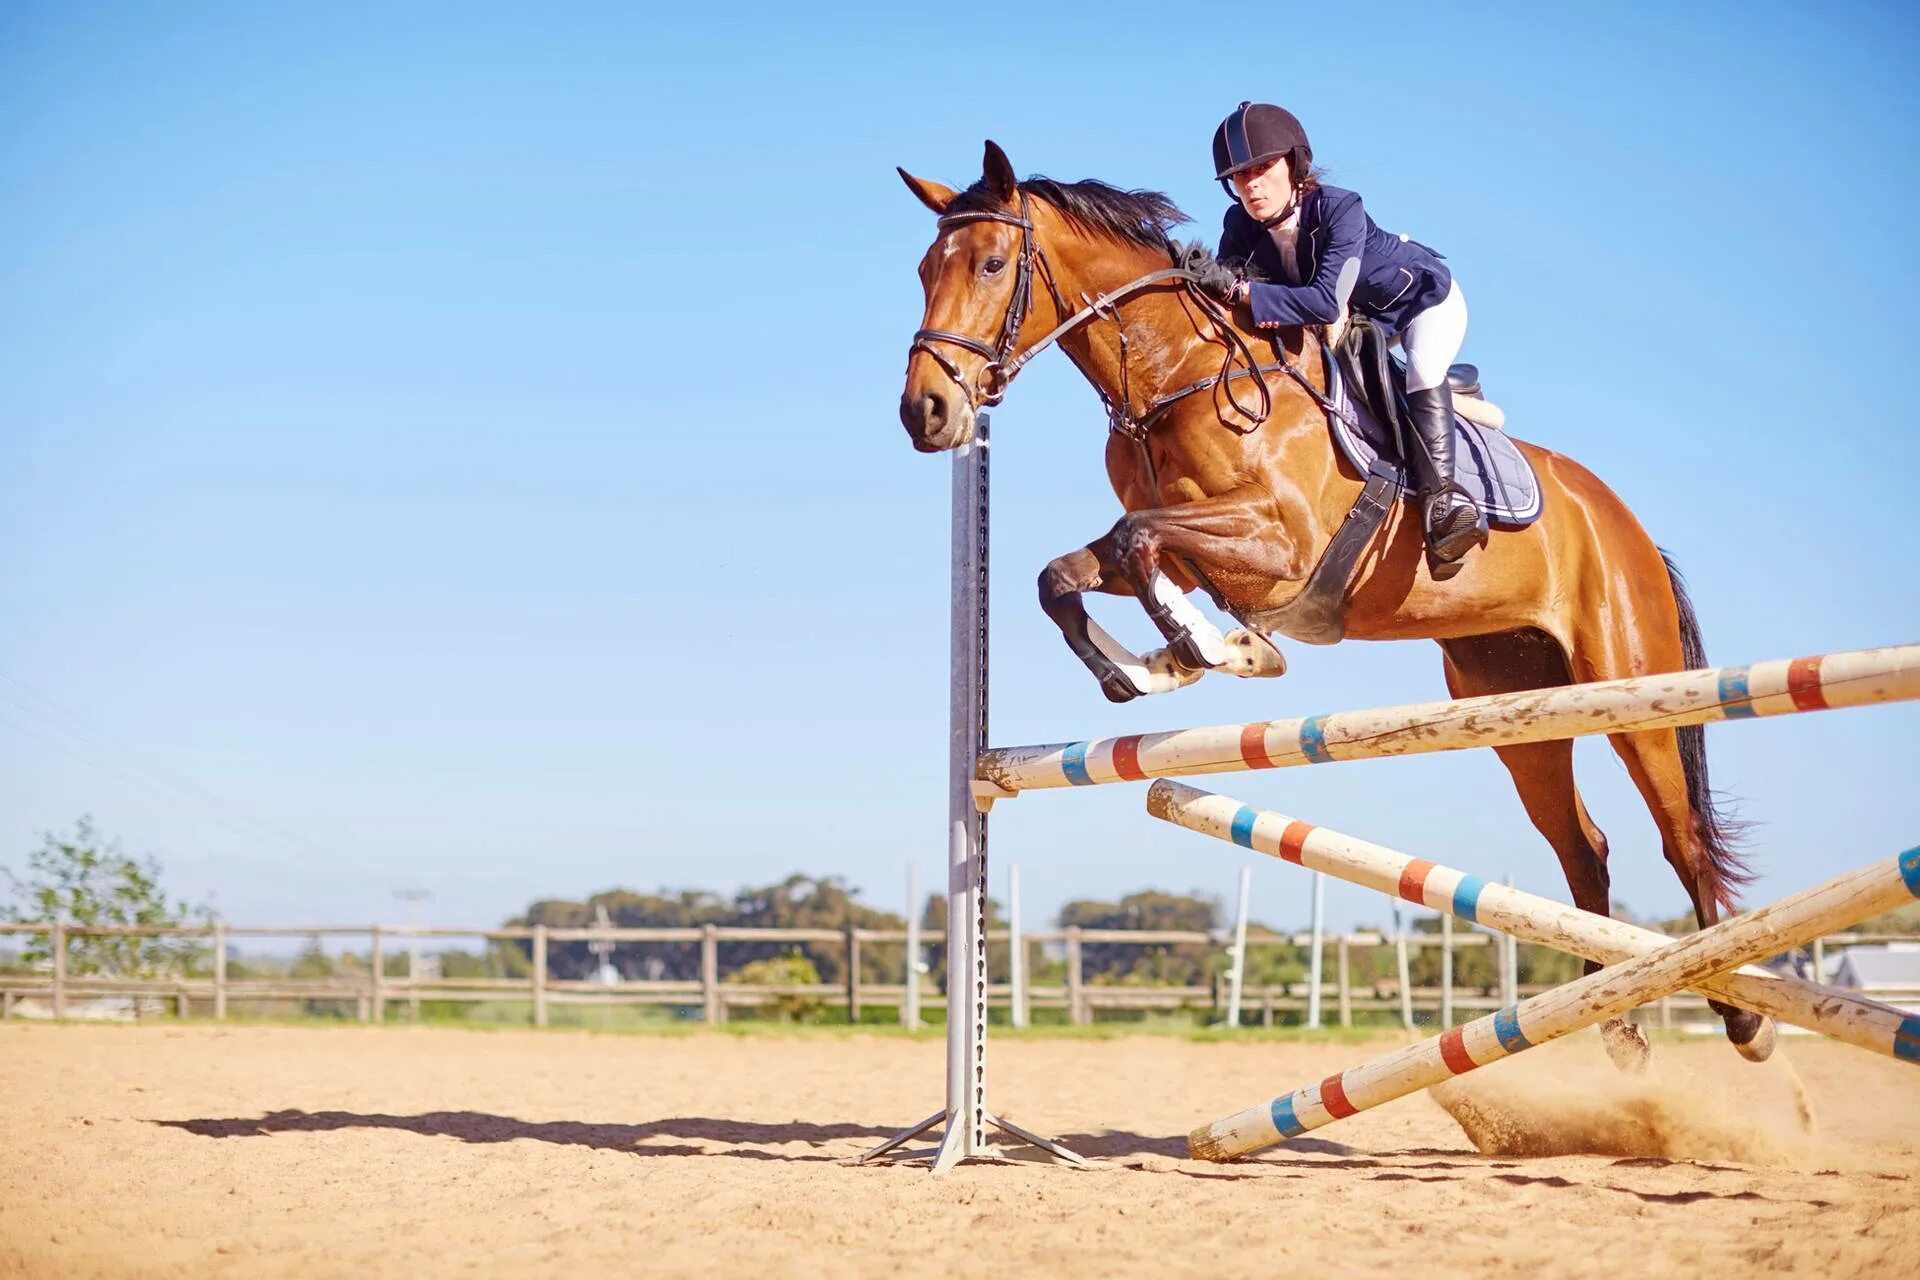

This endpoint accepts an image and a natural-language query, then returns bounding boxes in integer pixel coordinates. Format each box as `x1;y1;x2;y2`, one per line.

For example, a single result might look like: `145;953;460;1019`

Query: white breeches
1401;279;1468;393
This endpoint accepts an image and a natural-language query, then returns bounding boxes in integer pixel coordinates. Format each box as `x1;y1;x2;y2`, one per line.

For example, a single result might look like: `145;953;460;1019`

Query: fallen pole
1181;829;1920;1160
978;644;1920;793
1148;780;1920;1064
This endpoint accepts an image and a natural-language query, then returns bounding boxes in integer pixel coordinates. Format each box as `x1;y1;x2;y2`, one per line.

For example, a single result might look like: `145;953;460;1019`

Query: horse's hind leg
1564;579;1775;1063
1602;725;1774;1061
1439;630;1652;1072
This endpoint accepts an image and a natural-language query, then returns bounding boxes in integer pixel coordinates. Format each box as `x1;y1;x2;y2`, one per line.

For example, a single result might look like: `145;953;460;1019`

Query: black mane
948;175;1188;249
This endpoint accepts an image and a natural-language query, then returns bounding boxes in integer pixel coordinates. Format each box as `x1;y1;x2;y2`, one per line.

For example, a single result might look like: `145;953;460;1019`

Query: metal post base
859;1108;1086;1172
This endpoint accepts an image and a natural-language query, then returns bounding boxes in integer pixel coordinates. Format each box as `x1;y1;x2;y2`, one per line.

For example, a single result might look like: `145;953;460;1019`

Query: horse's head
897;140;1037;452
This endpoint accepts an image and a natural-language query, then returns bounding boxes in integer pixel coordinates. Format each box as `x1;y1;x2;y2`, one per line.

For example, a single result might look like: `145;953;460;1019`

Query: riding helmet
1212;101;1313;184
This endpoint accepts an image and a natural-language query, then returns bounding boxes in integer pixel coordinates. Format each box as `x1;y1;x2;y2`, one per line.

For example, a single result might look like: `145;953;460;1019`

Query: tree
0;817;209;978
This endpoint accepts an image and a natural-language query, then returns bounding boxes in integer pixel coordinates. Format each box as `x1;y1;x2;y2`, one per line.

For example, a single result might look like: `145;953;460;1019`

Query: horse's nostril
923;393;947;432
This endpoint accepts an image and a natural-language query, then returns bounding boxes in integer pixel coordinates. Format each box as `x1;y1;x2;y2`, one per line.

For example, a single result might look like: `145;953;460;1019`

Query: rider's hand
1176;241;1244;305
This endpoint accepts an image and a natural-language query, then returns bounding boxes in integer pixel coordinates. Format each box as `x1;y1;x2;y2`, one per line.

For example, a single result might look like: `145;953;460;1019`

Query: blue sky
3;2;1915;933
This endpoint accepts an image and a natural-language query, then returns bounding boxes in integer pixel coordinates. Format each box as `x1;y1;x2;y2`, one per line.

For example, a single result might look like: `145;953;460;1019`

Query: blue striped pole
1172;806;1920;1159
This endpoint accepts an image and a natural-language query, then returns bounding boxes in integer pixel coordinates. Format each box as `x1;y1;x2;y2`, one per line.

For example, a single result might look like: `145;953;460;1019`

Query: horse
896;141;1771;1068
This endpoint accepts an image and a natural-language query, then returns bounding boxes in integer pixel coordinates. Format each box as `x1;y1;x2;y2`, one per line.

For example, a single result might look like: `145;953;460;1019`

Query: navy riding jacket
1217;185;1451;335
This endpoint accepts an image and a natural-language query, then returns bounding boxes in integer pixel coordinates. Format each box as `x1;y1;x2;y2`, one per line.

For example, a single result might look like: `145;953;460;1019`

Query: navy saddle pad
1326;360;1543;528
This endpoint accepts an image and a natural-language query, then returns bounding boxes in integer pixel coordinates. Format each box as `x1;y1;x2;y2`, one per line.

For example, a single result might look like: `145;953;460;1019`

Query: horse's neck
1043;240;1211;416
1042;237;1322;422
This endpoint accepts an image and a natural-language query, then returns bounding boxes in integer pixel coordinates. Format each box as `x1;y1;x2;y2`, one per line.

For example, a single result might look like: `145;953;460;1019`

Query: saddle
1240;317;1542;646
1329;316;1542;528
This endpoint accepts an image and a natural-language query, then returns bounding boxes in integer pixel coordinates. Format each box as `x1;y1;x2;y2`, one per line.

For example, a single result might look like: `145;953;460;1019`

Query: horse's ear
898;168;956;215
982;140;1017;203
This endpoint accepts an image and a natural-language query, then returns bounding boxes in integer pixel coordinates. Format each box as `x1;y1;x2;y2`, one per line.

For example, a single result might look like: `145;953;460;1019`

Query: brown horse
898;142;1770;1067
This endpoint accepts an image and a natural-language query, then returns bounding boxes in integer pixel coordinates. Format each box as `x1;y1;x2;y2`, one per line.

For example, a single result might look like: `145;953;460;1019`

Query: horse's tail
1662;550;1753;913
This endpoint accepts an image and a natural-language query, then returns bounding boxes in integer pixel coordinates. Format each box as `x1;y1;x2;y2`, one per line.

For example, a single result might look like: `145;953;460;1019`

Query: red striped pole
977;644;1920;794
1177;825;1920;1160
1148;780;1920;1066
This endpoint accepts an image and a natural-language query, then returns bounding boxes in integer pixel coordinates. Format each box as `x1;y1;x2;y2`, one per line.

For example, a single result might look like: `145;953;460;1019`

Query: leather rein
910;192;1333;441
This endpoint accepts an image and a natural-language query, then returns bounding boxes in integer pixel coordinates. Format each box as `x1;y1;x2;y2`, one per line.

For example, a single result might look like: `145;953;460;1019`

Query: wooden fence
0;921;1909;1030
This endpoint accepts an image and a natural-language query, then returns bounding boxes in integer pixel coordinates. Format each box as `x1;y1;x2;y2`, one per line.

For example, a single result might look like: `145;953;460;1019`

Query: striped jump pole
977;643;1920;793
1148;780;1920;1065
1181;834;1920;1161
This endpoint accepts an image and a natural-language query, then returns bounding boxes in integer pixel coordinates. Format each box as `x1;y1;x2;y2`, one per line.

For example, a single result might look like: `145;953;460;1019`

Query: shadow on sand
150;1110;1296;1165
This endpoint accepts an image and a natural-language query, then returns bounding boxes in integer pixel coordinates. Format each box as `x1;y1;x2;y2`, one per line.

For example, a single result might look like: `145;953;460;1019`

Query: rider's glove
1176;241;1245;305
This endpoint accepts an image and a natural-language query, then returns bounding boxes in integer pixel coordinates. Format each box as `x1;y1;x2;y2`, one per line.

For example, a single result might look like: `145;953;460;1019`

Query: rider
1185;101;1487;576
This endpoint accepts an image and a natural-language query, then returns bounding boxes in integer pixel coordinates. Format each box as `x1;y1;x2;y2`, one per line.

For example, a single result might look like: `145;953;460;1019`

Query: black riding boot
1405;383;1488;580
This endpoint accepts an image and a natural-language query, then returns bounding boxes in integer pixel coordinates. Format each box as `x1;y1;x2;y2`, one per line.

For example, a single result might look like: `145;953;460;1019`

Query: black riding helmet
1212;101;1312;199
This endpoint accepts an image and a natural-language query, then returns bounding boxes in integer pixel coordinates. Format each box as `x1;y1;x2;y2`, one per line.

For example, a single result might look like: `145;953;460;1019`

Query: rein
910;193;1300;438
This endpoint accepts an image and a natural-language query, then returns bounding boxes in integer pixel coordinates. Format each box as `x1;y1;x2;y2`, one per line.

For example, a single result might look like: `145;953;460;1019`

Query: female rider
1184;101;1486;577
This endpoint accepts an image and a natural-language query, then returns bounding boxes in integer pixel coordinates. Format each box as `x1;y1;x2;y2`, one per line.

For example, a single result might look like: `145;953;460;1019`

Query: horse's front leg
1036;542;1164;703
1109;489;1308;667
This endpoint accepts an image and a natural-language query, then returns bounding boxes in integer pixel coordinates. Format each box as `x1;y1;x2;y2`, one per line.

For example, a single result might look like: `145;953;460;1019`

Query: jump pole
861;415;1083;1172
1148;796;1920;1162
1149;780;1920;1064
978;644;1920;794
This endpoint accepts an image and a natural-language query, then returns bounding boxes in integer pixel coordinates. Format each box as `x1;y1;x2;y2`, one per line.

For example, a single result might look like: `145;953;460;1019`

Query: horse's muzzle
899;385;973;453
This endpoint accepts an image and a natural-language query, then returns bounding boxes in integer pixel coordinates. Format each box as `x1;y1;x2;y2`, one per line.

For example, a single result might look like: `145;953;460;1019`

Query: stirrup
1422;486;1488;579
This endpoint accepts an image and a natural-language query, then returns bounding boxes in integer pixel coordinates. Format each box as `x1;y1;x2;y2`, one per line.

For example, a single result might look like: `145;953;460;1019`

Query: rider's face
1231;156;1294;221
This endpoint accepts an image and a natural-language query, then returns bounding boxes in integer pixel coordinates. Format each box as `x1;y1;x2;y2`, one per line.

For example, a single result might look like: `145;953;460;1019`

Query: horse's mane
948;176;1188;250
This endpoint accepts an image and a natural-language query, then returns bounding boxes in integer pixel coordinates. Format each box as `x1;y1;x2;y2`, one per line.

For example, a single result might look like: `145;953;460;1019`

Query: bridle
908;191;1061;411
907;189;1299;438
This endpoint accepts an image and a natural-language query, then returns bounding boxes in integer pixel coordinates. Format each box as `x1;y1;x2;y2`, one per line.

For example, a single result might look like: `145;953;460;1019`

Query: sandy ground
1;1022;1916;1279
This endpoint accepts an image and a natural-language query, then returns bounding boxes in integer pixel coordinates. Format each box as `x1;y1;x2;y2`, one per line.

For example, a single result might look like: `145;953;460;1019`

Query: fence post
904;864;922;1030
1262;988;1274;1028
213;923;228;1022
1009;864;1028;1029
1065;926;1085;1026
1306;872;1325;1029
370;926;385;1025
1440;912;1455;1027
408;933;421;1021
701;923;721;1024
52;922;67;1020
532;924;549;1028
1812;935;1826;981
846;922;861;1024
1336;935;1352;1028
1391;900;1414;1029
176;988;188;1019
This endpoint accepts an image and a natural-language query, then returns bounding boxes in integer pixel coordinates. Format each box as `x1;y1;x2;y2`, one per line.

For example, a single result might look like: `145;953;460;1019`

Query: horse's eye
983;256;1007;276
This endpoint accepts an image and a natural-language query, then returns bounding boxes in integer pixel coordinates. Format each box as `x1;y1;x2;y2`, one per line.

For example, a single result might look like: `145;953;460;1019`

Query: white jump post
1149;782;1920;1160
1225;865;1251;1028
863;416;1082;1172
1390;899;1414;1030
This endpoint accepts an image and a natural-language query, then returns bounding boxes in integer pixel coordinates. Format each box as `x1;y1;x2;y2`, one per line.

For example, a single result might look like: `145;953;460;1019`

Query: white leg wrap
1148;573;1231;667
1083;618;1154;696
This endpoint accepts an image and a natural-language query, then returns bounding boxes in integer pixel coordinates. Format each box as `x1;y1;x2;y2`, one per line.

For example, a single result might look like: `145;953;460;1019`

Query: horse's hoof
1729;1012;1777;1063
1600;1018;1651;1074
1098;672;1141;703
